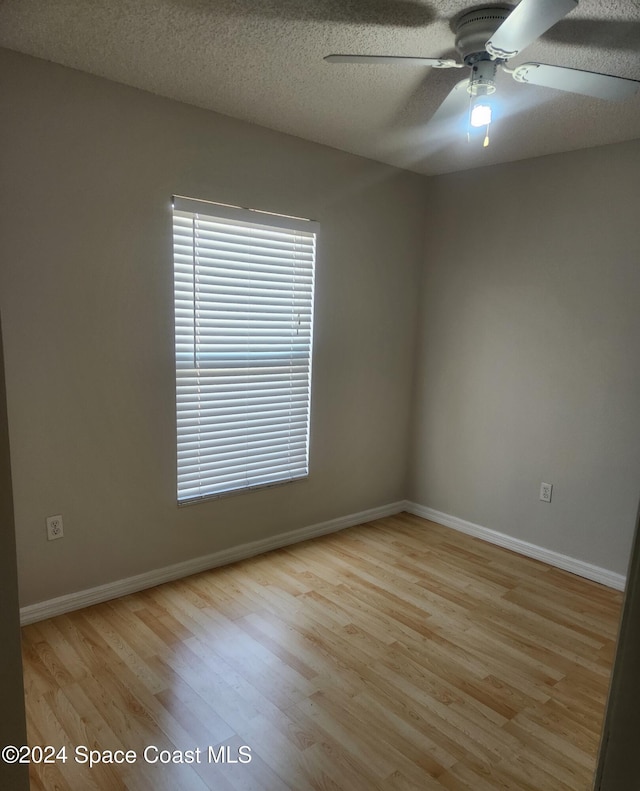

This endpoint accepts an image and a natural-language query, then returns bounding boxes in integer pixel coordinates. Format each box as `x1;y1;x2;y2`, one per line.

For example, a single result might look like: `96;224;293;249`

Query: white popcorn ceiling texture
0;0;638;175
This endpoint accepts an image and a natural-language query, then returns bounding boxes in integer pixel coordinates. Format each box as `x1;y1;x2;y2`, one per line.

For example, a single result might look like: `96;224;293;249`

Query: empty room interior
1;1;640;789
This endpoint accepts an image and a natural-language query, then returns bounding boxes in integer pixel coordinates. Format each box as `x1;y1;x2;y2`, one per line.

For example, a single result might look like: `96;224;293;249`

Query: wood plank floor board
22;514;622;789
502;587;618;642
294;692;399;781
503;715;594;774
469;611;610;680
439;757;539;791
24;689;126;791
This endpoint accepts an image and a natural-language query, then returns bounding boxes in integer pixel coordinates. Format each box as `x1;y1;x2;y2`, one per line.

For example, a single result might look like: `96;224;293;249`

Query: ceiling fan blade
486;0;578;60
424;78;470;136
324;54;463;68
512;62;640;100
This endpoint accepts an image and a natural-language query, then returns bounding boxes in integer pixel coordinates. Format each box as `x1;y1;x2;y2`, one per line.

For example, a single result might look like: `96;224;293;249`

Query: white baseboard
403;501;626;591
20;501;405;625
21;498;625;625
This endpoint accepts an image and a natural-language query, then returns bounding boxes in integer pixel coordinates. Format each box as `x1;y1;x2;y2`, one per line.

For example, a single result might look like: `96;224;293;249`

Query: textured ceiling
0;0;639;175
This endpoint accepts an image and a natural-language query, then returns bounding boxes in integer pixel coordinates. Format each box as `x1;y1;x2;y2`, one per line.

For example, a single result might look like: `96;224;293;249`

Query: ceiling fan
325;0;640;147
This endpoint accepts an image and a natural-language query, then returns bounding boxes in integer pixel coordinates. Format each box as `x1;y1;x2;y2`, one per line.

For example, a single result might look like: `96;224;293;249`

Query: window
172;196;317;503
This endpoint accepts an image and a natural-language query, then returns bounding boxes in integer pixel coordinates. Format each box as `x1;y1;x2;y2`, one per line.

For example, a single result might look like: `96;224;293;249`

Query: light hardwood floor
21;513;622;790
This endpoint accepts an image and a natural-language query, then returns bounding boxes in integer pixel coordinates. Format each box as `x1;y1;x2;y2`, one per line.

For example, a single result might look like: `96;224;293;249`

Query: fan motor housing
455;6;511;64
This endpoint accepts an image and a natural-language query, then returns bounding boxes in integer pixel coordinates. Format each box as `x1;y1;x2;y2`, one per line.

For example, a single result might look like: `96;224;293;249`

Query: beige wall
0;318;29;790
410;139;640;575
0;49;427;606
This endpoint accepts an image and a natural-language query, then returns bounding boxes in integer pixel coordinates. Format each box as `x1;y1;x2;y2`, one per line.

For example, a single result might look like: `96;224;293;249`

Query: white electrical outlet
46;514;64;541
540;483;553;503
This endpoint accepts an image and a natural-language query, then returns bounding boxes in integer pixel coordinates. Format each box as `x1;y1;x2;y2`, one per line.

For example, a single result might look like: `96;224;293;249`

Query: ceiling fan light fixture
470;102;492;127
466;59;497;147
468;58;498;96
468;94;492;148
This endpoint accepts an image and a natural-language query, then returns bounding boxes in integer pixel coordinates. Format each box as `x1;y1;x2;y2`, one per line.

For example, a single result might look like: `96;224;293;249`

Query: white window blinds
172;196;317;503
